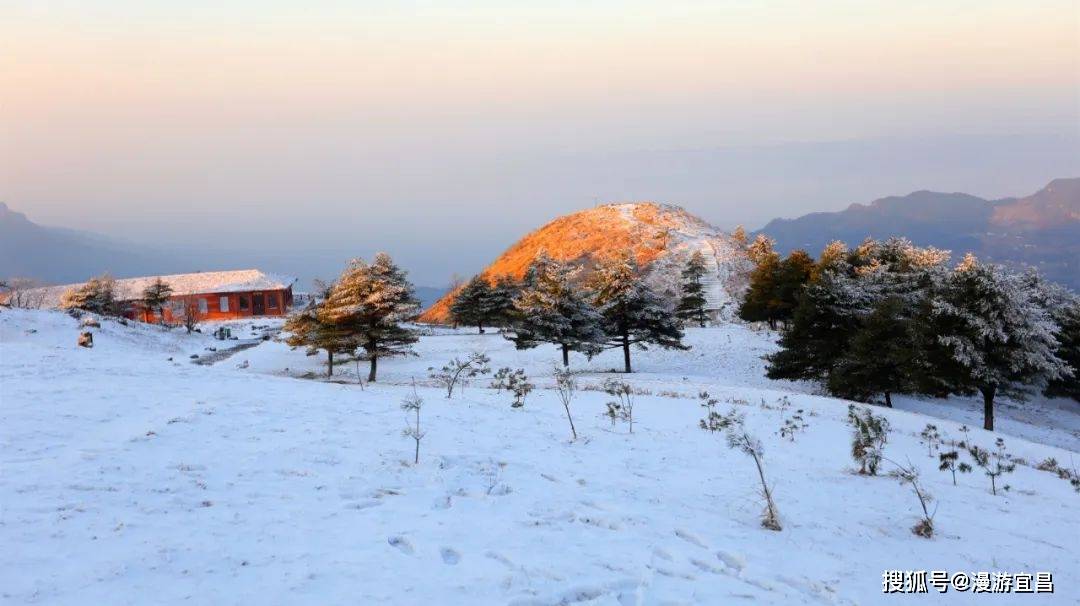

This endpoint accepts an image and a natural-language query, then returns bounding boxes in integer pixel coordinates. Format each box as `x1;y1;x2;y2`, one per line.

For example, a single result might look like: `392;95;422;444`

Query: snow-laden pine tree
283;286;357;378
488;276;520;329
1045;297;1080;401
62;274;119;316
591;252;687;373
450;275;496;333
676;250;710;327
925;255;1070;430
767;254;866;383
504;252;603;367
739;235;782;328
827;238;951;406
320;253;420;382
1029;278;1080;402
140;277;173;323
770;238;951;404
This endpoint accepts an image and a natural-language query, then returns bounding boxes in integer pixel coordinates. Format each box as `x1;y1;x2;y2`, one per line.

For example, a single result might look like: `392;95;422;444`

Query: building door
252;293;265;315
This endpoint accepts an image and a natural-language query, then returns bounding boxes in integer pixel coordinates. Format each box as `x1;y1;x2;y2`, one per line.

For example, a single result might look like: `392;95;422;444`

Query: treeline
450;251;709;372
286;249;708;379
739;237;1078;430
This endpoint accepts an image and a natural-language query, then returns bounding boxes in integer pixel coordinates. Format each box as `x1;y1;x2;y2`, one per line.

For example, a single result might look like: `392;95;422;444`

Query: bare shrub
2;278;46;309
888;459;936;538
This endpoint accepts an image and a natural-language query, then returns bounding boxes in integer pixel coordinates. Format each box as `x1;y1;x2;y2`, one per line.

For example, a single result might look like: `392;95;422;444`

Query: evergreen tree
770;250;815;324
62;274;119;316
140;277;173;323
450;275;495;333
739;236;781;327
731;225;748;248
591;252;687;373
504;252;604;366
828;296;915;407
1044;296;1080;401
320;253;420;382
488;275;520;328
766;268;863;382
676;250;710;327
283;301;355;377
924;256;1069;431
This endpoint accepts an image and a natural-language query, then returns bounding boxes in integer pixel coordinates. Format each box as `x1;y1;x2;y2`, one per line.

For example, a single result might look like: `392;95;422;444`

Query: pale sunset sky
2;1;1078;284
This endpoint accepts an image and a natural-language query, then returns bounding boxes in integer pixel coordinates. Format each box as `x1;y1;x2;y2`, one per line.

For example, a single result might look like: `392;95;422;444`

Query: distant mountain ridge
0;201;181;284
757;178;1080;289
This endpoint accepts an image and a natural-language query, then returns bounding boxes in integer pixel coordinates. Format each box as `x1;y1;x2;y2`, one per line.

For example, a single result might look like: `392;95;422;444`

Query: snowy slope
2;309;1078;605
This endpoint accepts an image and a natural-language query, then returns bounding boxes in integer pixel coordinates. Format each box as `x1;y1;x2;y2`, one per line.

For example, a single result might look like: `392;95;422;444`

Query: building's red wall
133;286;293;323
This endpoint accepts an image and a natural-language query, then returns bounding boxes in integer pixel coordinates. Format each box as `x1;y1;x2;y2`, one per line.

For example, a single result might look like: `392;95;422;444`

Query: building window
219;296;229;312
267;293;278;309
198;298;208;314
239;295;249;310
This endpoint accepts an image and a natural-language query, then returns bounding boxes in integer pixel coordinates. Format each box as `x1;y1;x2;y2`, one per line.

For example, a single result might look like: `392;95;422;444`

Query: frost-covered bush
698;391;739;434
938;450;972;486
699;400;781;532
847;405;890;475
919;424;941;457
968;437;1016;496
401;385;425;464
552;365;579;440
777;409;808;442
428;351;490;398
603;379;636;433
491;368;533;408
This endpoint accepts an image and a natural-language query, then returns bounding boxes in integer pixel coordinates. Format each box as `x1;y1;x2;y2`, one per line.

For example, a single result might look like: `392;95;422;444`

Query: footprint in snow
716;550;746;575
440;547;461;565
689;558;725;575
387;536;414;555
674;528;708;549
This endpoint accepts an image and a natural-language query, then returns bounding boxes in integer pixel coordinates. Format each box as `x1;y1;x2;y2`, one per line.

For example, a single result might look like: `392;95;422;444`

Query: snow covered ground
2;308;1078;604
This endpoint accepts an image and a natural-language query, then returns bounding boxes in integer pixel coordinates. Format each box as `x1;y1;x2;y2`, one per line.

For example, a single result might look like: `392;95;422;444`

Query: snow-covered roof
25;270;295;309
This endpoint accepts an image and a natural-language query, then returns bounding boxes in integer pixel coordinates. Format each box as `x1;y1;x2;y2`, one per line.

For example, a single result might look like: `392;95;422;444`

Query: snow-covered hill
2;309;1078;604
419;202;749;323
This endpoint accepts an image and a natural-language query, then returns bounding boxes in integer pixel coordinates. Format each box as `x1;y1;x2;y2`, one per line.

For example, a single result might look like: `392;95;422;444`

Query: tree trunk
883;391;892;408
327;351;334;377
561;344;569;367
981;384;996;431
368;355;378;383
622;333;632;373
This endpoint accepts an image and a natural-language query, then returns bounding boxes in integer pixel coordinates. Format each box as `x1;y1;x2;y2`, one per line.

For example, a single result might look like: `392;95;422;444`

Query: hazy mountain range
3;177;1078;300
758;178;1079;289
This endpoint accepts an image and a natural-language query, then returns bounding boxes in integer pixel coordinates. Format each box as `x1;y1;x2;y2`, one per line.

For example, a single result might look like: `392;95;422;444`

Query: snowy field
2;308;1078;604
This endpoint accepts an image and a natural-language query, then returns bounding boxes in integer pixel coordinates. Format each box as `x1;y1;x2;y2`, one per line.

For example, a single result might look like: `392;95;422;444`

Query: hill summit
419;202;749;324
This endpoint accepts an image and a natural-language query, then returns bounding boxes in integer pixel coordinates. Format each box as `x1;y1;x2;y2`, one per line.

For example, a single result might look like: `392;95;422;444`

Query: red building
23;269;296;323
